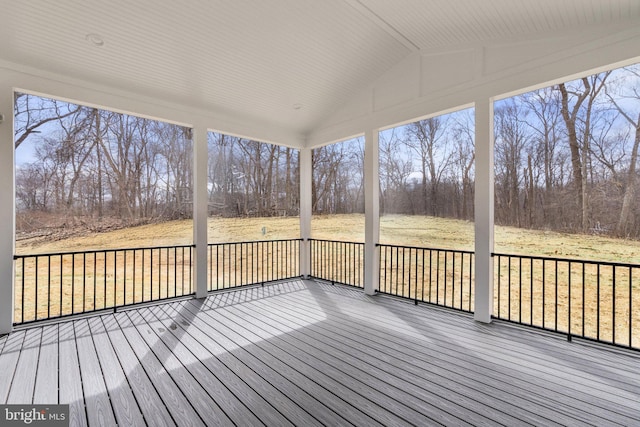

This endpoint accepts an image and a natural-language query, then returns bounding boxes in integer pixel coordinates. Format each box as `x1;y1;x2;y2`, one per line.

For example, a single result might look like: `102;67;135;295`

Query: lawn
17;213;640;264
13;214;640;348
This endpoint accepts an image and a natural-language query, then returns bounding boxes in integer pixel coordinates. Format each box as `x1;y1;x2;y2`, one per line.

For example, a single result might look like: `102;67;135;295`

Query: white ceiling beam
343;0;420;53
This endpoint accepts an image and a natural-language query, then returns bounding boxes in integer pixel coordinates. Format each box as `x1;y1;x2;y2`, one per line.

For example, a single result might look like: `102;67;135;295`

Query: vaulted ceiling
1;0;640;147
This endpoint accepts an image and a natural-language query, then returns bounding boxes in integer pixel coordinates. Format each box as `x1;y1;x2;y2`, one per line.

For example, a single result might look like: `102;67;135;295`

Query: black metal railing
378;244;475;312
14;245;194;325
493;253;639;350
208;239;302;291
309;239;364;288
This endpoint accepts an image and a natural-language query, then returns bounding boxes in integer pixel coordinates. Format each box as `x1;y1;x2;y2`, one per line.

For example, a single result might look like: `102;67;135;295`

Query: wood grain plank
178;299;403;426
214;300;473;426
74;319;117;427
100;315;174;427
33;324;59;404
1;279;638;427
7;328;41;404
113;312;205;427
242;296;543;426
58;321;88;427
86;317;145;427
142;304;268;427
159;302;310;427
268;290;580;425
298;282;640;425
0;330;26;403
124;309;233;426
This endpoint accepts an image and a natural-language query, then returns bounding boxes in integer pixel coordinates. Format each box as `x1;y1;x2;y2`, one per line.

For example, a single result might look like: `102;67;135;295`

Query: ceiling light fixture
85;33;105;47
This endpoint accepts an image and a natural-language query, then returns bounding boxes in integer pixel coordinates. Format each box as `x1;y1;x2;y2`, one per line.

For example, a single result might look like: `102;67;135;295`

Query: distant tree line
208;134;364;217
494;67;640;238
14;63;640;239
208;133;299;217
15;94;192;230
380;65;640;239
312;139;364;214
379;110;475;221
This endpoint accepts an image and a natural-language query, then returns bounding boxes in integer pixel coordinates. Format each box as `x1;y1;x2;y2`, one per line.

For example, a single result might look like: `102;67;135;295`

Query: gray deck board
176;300;324;427
267;291;583;426
160;302;376;427
305;285;640;395
73;320;117;427
278;286;637;420
244;295;557;426
216;300;476;426
33;324;58;404
123;309;235;427
148;305;288;427
139;305;268;427
7;328;41;404
100;314;175;427
292;283;640;424
160;305;300;425
86;317;146;427
113;312;206;427
58;321;87;427
0;330;25;402
1;278;639;426
180;299;408;426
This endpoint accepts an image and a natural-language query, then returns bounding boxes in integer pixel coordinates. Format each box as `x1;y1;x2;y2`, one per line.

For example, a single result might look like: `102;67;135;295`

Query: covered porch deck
1;279;637;426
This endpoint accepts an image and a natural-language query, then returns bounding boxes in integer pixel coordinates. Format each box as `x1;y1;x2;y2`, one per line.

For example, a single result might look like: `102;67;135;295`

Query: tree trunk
558;81;587;227
616;114;640;235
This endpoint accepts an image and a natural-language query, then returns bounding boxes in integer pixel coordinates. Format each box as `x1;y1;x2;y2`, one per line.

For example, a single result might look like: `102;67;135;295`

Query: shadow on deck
0;279;638;426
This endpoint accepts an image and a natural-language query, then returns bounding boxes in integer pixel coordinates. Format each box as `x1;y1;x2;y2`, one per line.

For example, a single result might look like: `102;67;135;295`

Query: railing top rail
208;238;303;246
377;242;475;255
492;252;640;269
14;244;195;260
308;238;364;245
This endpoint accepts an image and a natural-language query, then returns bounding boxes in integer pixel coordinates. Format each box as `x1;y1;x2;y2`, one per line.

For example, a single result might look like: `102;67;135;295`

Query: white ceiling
1;0;639;144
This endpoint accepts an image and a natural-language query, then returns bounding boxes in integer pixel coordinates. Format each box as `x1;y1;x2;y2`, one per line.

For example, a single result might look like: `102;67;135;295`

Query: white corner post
0;82;15;334
193;124;209;298
364;128;380;295
299;147;312;278
474;98;495;323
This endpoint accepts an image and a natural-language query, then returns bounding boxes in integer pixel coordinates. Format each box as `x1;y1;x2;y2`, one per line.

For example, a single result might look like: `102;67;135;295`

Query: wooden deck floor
0;279;638;426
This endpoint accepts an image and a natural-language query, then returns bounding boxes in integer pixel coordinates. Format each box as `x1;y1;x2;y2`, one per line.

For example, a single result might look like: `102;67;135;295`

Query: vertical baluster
568;261;572;339
518;257;522;323
582;263;585;337
48;256;52;320
529;257;533;325
597;264;601;340
629;268;633;349
612;265;616;344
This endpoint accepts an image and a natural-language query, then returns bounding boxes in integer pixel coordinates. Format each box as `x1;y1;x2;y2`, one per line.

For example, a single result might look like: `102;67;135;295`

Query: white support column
0;83;15;334
299;147;312;278
474;98;495;323
193;124;209;298
364;128;380;295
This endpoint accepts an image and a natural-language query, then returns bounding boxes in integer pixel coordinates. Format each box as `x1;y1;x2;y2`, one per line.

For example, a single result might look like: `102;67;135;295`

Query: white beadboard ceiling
1;0;639;142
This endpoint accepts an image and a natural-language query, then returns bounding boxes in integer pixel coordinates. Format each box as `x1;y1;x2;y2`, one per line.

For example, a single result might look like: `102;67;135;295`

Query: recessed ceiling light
292;103;303;110
85;33;104;47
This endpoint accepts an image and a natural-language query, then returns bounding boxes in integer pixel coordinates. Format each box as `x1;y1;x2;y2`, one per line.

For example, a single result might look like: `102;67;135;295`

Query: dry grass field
14;214;640;348
16;213;640;263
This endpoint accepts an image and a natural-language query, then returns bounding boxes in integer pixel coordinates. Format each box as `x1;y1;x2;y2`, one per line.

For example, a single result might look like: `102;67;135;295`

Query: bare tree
606;66;640;236
379;129;414;214
450;110;475;220
494;100;531;227
405;117;453;216
558;72;611;231
14;93;81;148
